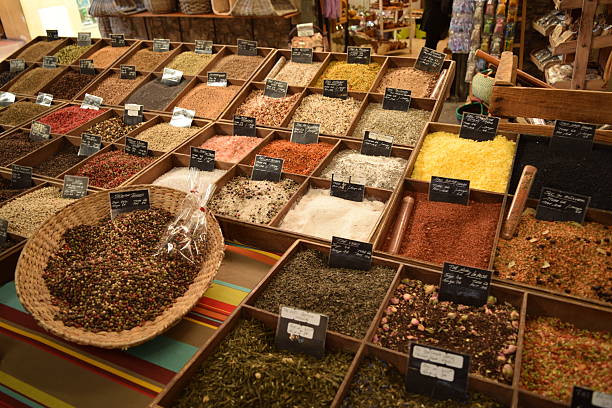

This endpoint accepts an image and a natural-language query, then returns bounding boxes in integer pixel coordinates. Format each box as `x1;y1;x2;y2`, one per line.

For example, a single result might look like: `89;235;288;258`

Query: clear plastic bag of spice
156;168;216;263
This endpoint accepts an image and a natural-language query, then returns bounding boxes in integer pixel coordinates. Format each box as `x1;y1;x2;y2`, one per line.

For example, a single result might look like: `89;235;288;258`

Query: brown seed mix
235;90;301;127
289;94;361;136
32;144;85;177
207;54;265;80
84;116;142;141
0;131;51;166
0;102;50;127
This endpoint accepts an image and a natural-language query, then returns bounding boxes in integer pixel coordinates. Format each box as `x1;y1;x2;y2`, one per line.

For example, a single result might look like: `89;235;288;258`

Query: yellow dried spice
411;131;516;193
314;61;382;92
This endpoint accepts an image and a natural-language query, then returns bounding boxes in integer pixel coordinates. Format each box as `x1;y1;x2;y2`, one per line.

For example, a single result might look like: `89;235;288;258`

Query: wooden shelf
126;10;300;19
551;34;612;55
553;0;612;9
382;26;411;32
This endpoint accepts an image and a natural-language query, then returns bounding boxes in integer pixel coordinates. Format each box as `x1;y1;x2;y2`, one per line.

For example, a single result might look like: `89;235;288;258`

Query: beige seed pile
235;90;301;127
351;103;431;146
207;55;264;80
135;123;200;152
270;60;322;87
89;46;129;68
165;51;215;76
0;186;75;238
375;67;438;98
289;94;361;136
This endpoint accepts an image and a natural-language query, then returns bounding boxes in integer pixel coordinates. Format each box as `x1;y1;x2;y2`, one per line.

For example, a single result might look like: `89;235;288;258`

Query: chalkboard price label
78;133;102;157
125;137;149;157
29;121;51;141
0;219;7;245
169;107;195;128
233;115;256;137
110;34;126;47
81;93;103;110
62;175;89;199
535;187;590;224
207;72;227;87
550;120;596;156
109;189;150;219
439;262;492;307
11;164;32;189
79;59;96;75
361;131;393;157
264;79;288;98
297;23;315;37
275;306;328;359
414;47;446;74
347;47;371;65
190;147;215;172
35;92;53;107
123;103;144;126
330;175;365;202
291;47;313;64
571;386;612;408
9;59;25;73
161;67;183;86
195;40;213;54
406;343;470;401
428;176;470;205
77;32;92;47
237;39;257;56
120;65;137;80
328;236;372;270
291;122;320;144
0;92;15;107
459;112;499;141
46;30;59;41
323;79;348;99
42;56;57;69
251;155;283;182
383;88;411;111
153;38;170;52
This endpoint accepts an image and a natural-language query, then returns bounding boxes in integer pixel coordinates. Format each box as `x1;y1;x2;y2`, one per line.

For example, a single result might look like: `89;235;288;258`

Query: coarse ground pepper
16;39;63;62
207;54;264;80
411;131;516;193
88;46;129;68
124;78;189;111
250;139;334;175
495;209;611;303
43;208;204;332
271;60;323;87
314;61;382;92
254;249;396;338
199;135;263;162
32;144;85;177
319;150;407;190
175;84;241;118
8;67;62;94
375;278;520;384
0;71;19;87
165;51;215;76
385;192;501;268
521;317;611;403
0;186;76;237
350;103;430;147
235;90;301;127
86;73;146;105
54;44;93;65
84;116;142;141
45;71;96;100
208;176;299;224
0;102;50;126
0;130;50;166
75;150;154;189
375;67;438;98
38;105;107;134
289;94;362;136
122;48;172;71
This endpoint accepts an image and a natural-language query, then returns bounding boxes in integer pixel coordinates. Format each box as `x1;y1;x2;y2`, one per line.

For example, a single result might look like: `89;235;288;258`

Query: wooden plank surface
497;122;612;144
0;0;30;41
570;0;597;89
494;51;518;86
128;11;300;19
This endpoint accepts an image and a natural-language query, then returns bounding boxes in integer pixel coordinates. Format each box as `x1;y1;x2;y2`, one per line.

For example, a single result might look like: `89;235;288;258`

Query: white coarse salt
152;167;226;193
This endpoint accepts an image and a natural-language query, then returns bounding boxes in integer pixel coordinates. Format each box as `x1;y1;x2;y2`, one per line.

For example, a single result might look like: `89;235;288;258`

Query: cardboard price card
109;189;151;219
571;386;612;408
251;155;283;182
535;187;590;224
347;47;371;65
439;262;492;307
110;34;126;47
153;38;170;52
428;176;470;205
550;120;595;156
195;40;213;54
414;47;445;74
237;39;257;56
275;306;328;358
459;113;499;142
328;236;372;271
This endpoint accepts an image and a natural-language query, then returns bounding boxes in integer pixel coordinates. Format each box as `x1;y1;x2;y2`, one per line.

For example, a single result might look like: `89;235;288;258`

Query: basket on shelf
143;0;177;13
15;185;225;349
214;0;297;16
179;0;213;14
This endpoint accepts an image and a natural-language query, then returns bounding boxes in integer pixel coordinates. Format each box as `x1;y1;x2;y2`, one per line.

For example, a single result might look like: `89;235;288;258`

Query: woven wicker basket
15;185;225;349
143;0;176;13
179;0;212;14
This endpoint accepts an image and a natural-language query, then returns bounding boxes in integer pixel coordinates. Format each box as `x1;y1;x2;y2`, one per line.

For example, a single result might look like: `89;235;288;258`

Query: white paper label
366;132;393;144
287;322;315;340
125;103;142;117
413;345;464;369
280;306;321;326
593;392;612;408
420;362;455;382
297;23;315;37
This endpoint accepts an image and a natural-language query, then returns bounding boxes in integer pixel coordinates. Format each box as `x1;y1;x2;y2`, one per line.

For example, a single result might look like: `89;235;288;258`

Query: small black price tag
153;38;170;52
0;92;15;107
109;189;150;219
361;131;393;157
78;133;102;157
0;219;7;245
291;122;319;144
110;34;126;47
347;47;371;65
29;121;51;141
79;59;96;75
535;187;590;224
62;175;88;199
81;93;103;110
297;23;315;37
275;306;328;358
125;136;149;157
123;103;144;126
42;56;57;69
406;343;470;402
571;386;612;408
169;107;195;128
120;65;137;80
428;176;470;205
251;155;283;182
323;79;348;99
328;236;372;270
194;40;213;55
9;59;25;73
77;32;92;47
11;165;32;189
383;88;411;111
233;115;256;137
330;175;365;202
207;72;227;87
264;79;288;98
459;112;499;141
439;262;492;307
414;47;446;74
291;47;313;64
161;67;183;86
550;120;595;156
190;147;215;171
35;92;53;107
46;30;59;41
237;39;257;56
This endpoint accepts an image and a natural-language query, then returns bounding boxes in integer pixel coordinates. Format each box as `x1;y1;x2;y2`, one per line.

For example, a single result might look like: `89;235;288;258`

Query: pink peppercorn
38;105;107;134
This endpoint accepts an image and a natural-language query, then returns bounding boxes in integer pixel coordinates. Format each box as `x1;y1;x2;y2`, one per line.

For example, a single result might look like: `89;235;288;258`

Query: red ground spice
38;105;107;134
75;150;154;189
250;139;334;175
384;192;501;268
